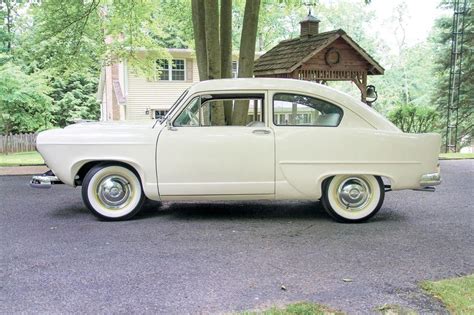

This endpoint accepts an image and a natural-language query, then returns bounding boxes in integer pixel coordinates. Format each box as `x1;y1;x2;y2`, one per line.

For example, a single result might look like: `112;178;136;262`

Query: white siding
126;60;199;120
192;61;200;82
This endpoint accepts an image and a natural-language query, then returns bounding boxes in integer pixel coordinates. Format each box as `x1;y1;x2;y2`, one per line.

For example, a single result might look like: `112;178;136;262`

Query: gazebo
254;14;384;104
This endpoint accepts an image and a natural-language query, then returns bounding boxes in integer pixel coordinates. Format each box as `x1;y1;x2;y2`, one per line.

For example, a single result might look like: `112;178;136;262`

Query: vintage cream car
31;78;441;222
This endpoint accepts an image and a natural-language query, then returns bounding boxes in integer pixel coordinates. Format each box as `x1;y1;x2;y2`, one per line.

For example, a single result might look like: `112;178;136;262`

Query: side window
174;95;264;127
174;97;200;127
273;93;343;127
201;98;263;126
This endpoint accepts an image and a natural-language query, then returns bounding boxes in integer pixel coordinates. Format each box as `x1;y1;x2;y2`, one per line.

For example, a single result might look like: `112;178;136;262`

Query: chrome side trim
419;172;441;187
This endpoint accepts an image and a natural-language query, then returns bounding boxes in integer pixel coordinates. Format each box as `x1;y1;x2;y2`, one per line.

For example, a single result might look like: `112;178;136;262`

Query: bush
0;63;52;134
49;71;101;127
387;104;439;133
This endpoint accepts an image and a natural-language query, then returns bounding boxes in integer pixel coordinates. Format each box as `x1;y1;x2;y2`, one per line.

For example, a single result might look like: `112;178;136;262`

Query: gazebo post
351;72;368;104
361;72;367;103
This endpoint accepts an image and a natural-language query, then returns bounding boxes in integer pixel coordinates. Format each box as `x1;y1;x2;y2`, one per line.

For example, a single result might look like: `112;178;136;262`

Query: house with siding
98;48;239;121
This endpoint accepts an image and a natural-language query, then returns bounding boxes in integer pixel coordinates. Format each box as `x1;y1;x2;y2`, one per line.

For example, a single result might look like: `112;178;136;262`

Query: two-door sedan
30;78;441;222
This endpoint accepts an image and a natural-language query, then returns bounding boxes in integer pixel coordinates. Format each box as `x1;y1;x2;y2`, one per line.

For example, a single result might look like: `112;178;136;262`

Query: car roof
187;78;400;132
189;78;330;94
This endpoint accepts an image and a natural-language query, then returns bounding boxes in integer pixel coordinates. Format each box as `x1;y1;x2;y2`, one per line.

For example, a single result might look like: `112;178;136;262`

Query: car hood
37;120;160;147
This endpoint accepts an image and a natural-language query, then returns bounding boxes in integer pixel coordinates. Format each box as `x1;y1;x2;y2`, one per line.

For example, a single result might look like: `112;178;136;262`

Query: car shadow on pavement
369;207;408;223
136;200;333;221
50;204;90;219
136;201;407;224
49;199;404;223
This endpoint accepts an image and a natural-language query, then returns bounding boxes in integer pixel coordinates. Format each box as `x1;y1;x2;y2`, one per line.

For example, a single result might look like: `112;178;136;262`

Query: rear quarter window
273;93;343;127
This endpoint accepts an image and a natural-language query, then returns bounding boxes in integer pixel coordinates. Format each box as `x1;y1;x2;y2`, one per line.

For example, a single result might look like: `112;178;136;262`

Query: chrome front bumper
30;170;63;189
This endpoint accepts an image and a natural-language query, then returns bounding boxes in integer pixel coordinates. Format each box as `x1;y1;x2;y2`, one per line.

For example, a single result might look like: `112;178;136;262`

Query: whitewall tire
82;164;145;221
321;175;384;223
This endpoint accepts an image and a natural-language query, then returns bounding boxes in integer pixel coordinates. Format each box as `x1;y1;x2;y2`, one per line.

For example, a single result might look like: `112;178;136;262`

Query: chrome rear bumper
30;170;63;189
419;172;442;187
414;172;441;192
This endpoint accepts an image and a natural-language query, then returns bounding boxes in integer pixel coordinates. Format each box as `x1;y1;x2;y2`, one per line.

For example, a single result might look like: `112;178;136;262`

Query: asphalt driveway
1;160;473;314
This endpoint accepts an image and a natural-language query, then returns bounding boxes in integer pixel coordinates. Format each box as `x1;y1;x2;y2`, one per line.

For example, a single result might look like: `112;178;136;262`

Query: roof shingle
253;29;383;75
254;30;342;73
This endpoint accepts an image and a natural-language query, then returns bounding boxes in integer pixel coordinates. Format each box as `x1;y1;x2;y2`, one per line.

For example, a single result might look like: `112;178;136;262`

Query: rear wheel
321;175;384;223
82;164;145;221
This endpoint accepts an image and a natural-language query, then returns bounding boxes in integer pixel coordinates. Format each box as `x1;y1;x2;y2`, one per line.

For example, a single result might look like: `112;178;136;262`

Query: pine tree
432;0;473;149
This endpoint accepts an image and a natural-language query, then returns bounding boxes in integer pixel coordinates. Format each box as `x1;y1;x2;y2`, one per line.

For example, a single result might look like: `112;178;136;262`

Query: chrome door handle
252;129;271;135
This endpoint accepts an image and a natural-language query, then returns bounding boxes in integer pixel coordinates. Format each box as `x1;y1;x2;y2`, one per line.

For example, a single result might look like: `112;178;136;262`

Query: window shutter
186;58;193;82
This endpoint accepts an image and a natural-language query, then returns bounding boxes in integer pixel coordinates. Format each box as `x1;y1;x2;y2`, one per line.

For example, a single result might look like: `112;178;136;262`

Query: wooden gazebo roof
254;29;384;76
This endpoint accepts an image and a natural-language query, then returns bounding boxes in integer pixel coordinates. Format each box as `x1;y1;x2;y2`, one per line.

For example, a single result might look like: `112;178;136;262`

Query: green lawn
240;302;342;315
239;274;474;315
0;151;44;167
421;274;474;313
439;152;474;160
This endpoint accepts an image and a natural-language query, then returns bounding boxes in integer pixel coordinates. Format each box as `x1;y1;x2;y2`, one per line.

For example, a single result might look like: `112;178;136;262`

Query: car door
271;91;345;199
156;92;275;197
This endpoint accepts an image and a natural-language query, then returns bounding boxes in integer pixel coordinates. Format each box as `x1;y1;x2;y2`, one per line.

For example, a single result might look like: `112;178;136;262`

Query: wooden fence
0;133;37;154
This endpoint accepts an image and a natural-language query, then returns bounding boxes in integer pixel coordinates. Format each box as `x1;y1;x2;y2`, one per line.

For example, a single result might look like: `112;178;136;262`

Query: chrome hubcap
337;177;371;210
96;175;131;209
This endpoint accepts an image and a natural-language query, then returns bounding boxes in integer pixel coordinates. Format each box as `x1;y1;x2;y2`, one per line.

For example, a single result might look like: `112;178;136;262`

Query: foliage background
0;0;472;149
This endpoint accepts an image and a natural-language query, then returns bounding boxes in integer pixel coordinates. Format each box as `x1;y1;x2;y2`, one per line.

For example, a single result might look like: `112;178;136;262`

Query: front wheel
82;164;145;221
321;175;384;223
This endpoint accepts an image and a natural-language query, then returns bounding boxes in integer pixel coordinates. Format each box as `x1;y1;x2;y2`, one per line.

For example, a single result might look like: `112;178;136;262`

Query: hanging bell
366;85;378;104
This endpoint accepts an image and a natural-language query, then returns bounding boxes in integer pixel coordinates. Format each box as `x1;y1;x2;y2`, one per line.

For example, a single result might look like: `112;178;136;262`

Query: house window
172;59;185;80
232;61;238;78
156;59;185;81
156;59;170;80
154;109;168;119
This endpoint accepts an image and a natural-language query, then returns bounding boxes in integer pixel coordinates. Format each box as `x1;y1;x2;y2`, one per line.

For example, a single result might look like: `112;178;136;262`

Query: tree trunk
6;0;13;52
191;0;208;80
220;0;233;124
220;0;232;79
204;0;221;80
238;0;260;78
3;125;11;155
232;0;261;126
204;0;225;125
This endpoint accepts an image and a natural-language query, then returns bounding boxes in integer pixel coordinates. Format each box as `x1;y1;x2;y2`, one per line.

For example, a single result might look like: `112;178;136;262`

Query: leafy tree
0;63;52;138
254;2;304;51
0;0;19;53
49;72;101;127
431;0;473;150
26;0;169;76
153;0;194;49
388;103;439;133
370;42;437;115
10;25;101;127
